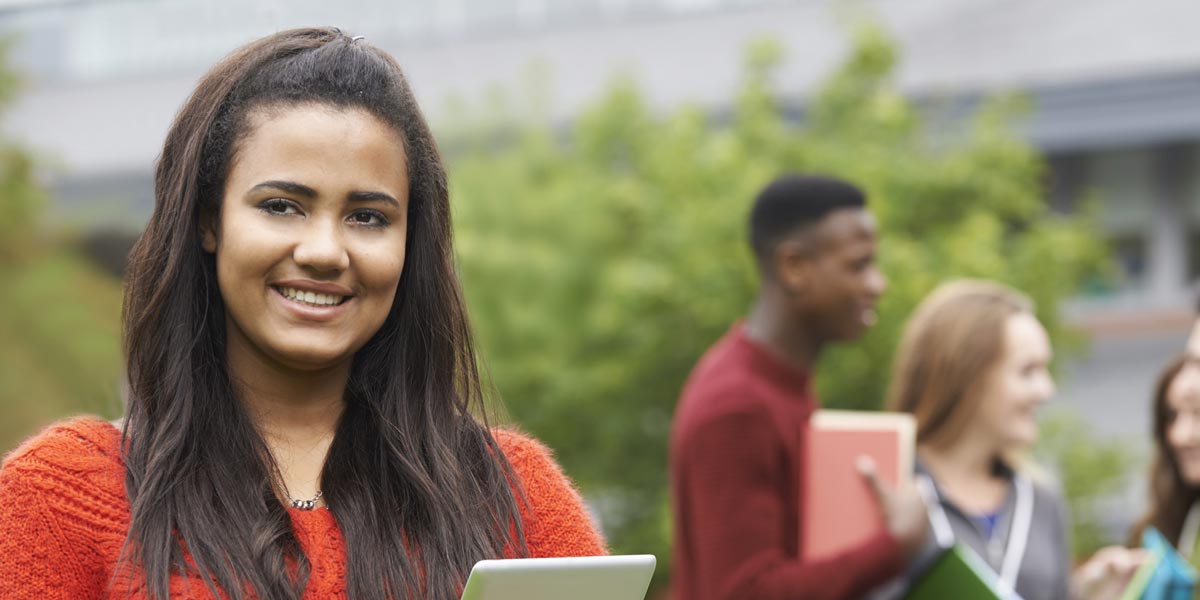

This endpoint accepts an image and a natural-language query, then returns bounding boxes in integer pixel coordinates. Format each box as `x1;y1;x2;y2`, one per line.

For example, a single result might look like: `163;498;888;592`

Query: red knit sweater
669;323;905;600
0;417;607;599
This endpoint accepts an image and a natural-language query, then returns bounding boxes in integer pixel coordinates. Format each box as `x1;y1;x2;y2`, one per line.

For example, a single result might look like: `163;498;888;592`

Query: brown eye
258;198;300;216
348;209;388;227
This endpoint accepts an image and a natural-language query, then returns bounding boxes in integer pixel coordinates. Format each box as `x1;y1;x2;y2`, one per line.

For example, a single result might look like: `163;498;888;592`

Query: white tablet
459;554;656;600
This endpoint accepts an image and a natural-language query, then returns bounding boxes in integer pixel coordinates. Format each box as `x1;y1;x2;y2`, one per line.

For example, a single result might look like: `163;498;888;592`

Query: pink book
800;409;916;562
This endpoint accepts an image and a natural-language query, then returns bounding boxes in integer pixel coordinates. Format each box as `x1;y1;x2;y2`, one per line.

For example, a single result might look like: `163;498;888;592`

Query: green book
903;545;1006;600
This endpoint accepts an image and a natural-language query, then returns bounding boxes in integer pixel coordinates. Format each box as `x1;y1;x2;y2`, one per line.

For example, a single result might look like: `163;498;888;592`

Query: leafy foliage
0;38;46;264
1037;410;1139;558
0;37;124;452
448;24;1108;578
0;252;125;446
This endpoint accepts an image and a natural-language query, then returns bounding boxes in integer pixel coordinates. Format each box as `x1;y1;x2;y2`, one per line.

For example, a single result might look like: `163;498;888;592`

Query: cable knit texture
0;417;608;599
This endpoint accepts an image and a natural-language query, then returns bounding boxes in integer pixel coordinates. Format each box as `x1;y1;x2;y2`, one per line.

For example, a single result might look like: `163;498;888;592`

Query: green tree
1036;410;1139;558
448;23;1107;584
0;37;124;451
0;37;43;264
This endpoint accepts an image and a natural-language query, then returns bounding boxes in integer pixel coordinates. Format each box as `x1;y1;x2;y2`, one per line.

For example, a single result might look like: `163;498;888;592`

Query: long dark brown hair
1130;355;1197;547
120;27;527;600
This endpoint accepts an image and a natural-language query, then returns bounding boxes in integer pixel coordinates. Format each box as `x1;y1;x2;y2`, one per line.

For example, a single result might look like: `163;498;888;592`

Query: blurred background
2;0;1198;590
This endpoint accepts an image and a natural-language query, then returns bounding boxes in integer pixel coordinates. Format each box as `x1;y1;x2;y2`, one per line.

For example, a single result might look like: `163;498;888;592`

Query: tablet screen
460;555;656;600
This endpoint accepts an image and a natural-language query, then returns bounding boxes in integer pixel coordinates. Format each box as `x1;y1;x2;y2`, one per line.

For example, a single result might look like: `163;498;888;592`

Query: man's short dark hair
748;174;867;269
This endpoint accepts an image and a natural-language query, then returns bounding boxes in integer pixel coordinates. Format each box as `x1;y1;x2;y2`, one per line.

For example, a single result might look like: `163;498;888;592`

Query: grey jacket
869;461;1072;600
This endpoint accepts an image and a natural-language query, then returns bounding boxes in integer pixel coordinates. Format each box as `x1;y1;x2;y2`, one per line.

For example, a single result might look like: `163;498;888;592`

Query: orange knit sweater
0;417;607;599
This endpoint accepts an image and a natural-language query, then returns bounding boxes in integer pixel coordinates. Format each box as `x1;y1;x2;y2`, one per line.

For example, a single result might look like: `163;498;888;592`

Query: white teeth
278;287;344;307
861;309;878;327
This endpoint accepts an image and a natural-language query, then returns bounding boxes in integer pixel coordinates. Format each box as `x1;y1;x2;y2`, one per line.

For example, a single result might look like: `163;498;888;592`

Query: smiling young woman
0;28;605;600
877;280;1141;600
1130;355;1200;566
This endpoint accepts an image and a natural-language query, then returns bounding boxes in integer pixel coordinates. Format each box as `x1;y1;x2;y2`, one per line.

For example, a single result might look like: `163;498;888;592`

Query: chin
1016;416;1040;440
1021;430;1039;447
270;344;355;372
833;323;869;342
1005;428;1039;451
1180;464;1200;488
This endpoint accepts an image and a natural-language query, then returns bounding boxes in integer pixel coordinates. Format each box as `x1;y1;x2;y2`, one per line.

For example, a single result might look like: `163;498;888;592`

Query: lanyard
916;473;1034;596
1180;500;1200;560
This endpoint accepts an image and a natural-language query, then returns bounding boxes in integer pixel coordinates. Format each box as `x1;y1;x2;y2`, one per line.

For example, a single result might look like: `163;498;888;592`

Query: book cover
1121;527;1197;600
903;545;1006;599
800;409;916;562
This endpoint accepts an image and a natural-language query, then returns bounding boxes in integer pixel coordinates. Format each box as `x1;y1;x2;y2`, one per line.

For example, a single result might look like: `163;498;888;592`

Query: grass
0;250;124;454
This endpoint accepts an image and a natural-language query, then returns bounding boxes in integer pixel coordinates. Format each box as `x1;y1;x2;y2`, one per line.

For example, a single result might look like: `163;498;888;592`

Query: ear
199;210;218;254
774;240;813;293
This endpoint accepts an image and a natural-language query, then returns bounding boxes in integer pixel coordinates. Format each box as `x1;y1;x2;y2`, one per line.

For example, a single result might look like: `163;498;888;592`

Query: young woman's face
973;312;1056;452
202;104;409;372
1166;370;1200;486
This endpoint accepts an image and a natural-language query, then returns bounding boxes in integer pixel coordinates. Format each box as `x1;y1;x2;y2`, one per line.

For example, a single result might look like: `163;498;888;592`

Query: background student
1130;354;1200;573
670;174;929;600
883;280;1140;600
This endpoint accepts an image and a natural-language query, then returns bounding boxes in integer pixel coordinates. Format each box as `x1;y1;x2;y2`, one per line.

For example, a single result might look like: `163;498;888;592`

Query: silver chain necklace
290;490;323;511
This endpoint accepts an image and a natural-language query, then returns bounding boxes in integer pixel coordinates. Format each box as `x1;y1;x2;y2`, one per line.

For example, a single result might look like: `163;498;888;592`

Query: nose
1175;366;1200;402
1042;375;1057;403
293;217;349;274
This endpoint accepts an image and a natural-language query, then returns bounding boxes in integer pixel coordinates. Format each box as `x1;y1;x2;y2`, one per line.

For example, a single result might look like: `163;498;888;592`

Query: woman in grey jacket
876;280;1141;600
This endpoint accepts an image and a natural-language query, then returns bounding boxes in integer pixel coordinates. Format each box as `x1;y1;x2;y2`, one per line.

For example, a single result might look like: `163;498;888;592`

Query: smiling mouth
273;286;351;307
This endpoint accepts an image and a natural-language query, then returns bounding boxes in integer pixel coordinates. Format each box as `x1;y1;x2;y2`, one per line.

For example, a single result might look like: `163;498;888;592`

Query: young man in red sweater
669;174;929;600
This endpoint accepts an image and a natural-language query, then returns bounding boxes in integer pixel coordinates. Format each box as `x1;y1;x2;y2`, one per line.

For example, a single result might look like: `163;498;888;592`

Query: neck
745;291;822;371
919;431;1013;515
919;434;1002;482
227;346;348;442
226;330;348;505
918;432;1012;516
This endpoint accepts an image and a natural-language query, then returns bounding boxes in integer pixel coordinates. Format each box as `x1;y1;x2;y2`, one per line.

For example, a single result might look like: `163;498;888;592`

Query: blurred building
2;0;1198;521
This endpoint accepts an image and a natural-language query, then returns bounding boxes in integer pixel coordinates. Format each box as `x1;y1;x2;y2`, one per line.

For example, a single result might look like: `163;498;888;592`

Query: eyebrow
347;190;403;210
249;180;403;210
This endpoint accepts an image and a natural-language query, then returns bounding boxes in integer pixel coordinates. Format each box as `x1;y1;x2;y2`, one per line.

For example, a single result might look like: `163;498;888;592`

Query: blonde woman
878;280;1140;600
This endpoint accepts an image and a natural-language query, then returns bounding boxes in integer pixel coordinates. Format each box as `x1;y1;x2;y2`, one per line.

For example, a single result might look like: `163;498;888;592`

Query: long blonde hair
886;280;1035;452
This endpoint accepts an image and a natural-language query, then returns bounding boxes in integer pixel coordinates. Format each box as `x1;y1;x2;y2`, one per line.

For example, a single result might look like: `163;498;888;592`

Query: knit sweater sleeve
677;408;906;600
493;429;609;558
0;419;121;599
